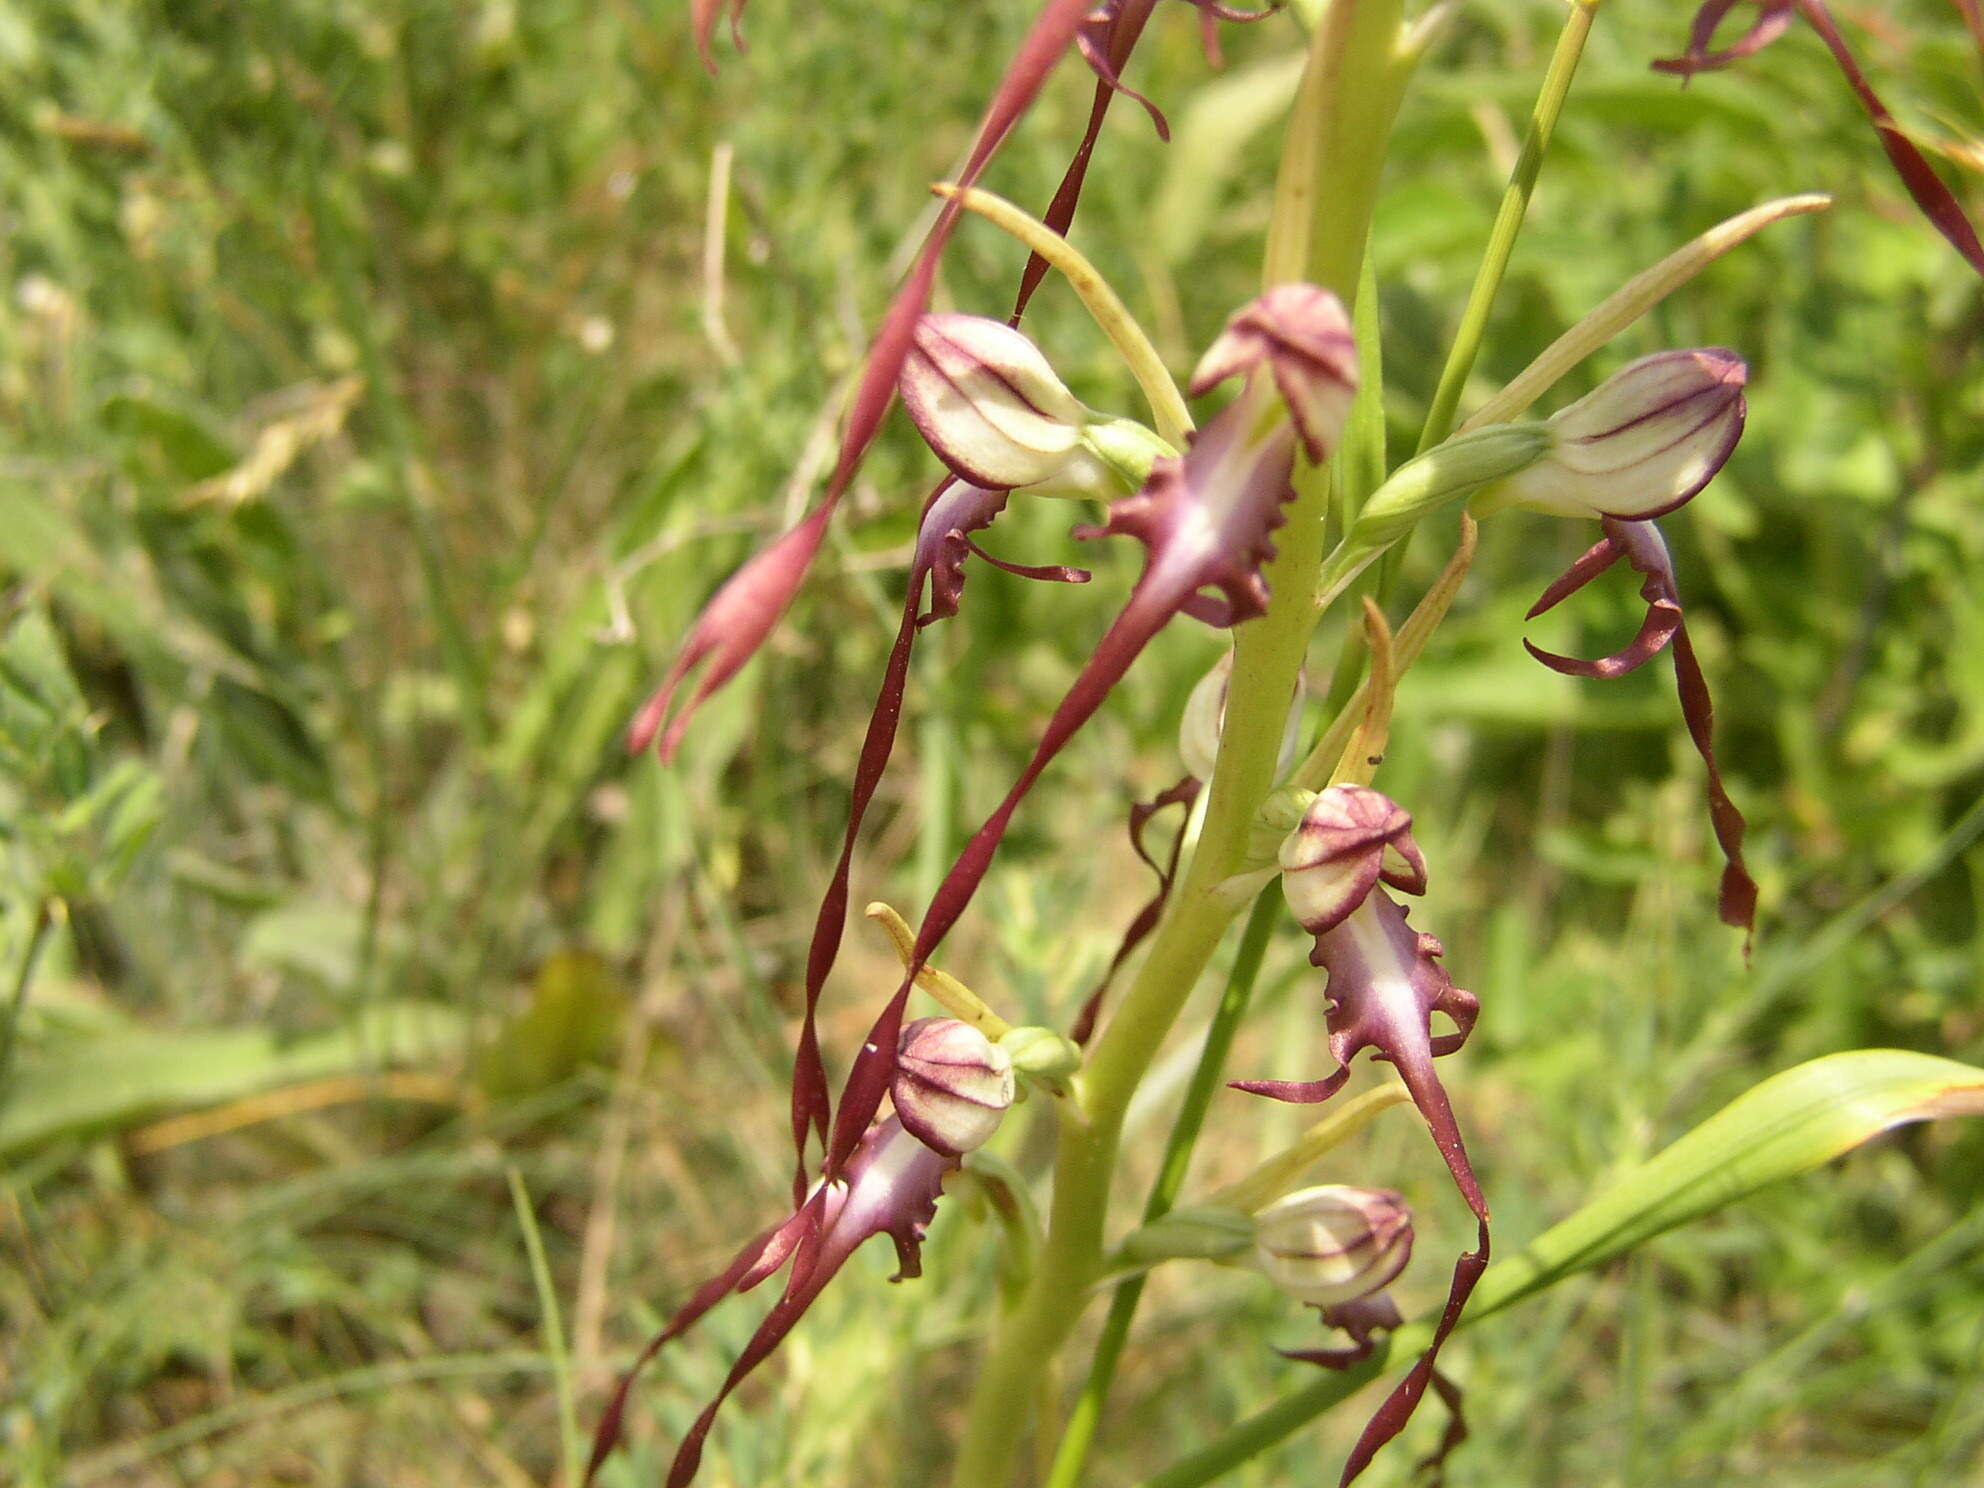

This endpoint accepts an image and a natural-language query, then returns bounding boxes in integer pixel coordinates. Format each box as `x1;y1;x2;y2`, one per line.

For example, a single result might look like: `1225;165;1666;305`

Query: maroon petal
1521;525;1679;680
1069;775;1202;1045
1524;532;1625;620
1282;1293;1405;1370
917;480;1089;628
1010;0;1160;320
1651;0;1795;75
584;1206;813;1484
1655;1;1984;277
690;0;748;73
1526;519;1758;939
628;506;831;761
1336;1224;1488;1487
1229;1066;1354;1105
1077;15;1171;141
1189;285;1359;464
1794;0;1984;278
588;1119;953;1487
916;481;1011;626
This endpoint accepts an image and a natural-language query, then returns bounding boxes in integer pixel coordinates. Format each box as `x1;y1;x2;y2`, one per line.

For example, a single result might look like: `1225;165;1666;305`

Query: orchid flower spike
810;285;1359;1177
900;313;1171;495
1471;349;1746;522
1233;783;1488;1486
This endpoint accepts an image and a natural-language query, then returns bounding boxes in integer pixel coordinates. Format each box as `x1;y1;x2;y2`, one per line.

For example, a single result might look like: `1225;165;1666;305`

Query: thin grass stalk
1415;0;1600;455
509;1167;583;1485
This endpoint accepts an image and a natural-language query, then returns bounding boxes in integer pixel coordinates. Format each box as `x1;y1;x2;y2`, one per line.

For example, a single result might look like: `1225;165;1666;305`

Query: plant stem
1415;0;1598;456
1043;891;1280;1488
949;5;1414;1482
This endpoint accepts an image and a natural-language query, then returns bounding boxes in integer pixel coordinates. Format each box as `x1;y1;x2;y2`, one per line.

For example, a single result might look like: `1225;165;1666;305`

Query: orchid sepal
1470;348;1746;523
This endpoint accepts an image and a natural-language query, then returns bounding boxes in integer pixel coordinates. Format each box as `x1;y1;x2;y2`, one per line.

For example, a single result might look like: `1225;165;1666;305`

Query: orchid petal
1078;15;1171;140
1070;775;1202;1044
1651;0;1794;75
643;0;1098;761
1524;518;1758;938
1190;284;1359;463
1654;1;1984;277
628;507;830;761
690;0;747;74
585;1119;952;1487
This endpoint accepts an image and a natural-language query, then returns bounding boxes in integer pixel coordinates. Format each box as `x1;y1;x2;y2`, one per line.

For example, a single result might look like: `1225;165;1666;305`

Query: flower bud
1252;1184;1413;1308
1179;651;1231;781
1190;284;1358;463
892;1016;1016;1156
1279;784;1427;937
900;313;1116;494
1474;348;1747;521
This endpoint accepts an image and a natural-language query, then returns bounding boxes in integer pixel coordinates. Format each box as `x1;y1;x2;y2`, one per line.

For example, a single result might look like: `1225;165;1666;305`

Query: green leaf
1143;1049;1984;1488
99;390;236;483
0;1000;468;1161
1469;1049;1984;1321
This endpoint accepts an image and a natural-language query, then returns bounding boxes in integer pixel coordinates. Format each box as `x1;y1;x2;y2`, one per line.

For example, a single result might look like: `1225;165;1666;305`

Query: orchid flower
1473;349;1759;939
899;313;1173;496
1251;1183;1414;1309
585;1019;1013;1486
1251;1186;1467;1474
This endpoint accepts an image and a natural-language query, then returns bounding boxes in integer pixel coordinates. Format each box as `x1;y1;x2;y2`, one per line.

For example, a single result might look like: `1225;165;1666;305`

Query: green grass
1;1;1981;1484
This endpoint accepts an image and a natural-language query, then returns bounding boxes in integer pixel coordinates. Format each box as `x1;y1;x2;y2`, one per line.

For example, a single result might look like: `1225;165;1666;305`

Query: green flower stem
948;444;1331;1488
1042;890;1281;1488
949;6;1414;1483
1415;0;1599;456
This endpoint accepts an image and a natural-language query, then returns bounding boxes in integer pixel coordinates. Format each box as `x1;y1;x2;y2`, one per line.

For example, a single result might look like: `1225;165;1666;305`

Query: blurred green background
1;1;1980;1484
